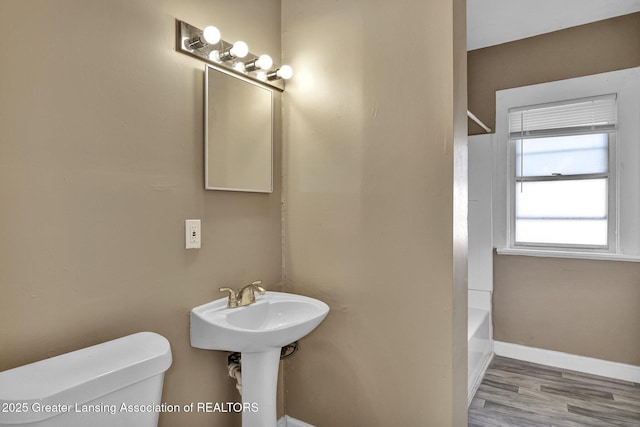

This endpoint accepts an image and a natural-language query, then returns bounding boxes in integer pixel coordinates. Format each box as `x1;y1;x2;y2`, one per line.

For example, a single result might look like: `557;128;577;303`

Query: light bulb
256;55;273;70
278;65;294;80
202;26;221;44
186;25;221;50
244;54;273;72
256;71;267;82
267;65;294;81
233;62;246;73
230;41;249;59
208;50;220;62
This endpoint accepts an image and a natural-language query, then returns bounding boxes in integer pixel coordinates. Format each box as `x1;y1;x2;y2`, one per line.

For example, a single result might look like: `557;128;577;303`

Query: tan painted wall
493;255;640;365
281;0;468;425
0;1;282;426
468;12;640;135
467;13;640;366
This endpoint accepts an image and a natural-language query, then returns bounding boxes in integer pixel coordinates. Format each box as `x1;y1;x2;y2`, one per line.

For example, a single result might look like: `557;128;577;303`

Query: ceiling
467;0;640;50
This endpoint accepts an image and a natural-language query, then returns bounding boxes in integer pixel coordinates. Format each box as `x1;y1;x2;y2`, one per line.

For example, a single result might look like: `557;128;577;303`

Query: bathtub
468;290;493;405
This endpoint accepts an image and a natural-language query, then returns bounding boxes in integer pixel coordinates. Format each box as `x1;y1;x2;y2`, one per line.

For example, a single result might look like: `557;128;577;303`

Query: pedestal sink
190;291;329;427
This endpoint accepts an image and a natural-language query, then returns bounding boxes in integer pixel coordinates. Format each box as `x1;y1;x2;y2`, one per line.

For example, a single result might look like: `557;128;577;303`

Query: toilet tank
0;332;172;426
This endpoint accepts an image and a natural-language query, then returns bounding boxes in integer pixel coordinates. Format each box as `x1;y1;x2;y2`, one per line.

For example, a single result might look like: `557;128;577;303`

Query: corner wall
281;0;468;425
0;1;282;426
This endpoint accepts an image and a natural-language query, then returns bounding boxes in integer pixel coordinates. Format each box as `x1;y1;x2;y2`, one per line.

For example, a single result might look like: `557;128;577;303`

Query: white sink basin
190;291;329;353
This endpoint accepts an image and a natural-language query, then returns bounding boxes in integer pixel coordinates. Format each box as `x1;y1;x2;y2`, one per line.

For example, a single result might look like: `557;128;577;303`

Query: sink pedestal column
241;348;280;427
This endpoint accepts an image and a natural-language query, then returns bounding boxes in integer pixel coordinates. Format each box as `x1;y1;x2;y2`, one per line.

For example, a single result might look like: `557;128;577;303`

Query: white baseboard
494;341;640;383
278;415;316;427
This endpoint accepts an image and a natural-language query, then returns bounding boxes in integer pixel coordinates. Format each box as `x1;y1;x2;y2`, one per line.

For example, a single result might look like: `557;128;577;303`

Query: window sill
496;247;640;262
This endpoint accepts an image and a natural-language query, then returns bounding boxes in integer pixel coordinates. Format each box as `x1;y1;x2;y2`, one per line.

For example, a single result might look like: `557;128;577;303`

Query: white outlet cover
185;219;201;249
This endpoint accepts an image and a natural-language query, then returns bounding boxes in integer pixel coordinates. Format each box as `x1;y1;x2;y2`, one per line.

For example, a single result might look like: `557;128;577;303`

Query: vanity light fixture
185;25;221;50
176;20;289;91
267;65;294;81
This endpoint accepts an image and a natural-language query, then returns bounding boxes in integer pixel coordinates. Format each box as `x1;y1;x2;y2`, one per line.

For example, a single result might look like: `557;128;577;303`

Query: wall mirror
205;64;273;193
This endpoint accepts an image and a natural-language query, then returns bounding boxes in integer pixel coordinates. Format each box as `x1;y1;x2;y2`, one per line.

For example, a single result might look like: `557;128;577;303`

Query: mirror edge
204;64;275;193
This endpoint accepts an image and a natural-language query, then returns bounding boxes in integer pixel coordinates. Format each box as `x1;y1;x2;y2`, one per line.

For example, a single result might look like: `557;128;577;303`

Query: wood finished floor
468;356;640;427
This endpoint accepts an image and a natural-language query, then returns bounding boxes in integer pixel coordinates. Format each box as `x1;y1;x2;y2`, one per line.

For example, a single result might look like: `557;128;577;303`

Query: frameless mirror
205;64;273;192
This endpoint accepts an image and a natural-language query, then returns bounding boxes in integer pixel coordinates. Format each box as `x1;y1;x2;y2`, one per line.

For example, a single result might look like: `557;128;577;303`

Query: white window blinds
509;94;617;139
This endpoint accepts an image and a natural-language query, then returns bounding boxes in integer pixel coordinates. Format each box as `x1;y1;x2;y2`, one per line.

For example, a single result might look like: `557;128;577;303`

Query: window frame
507;131;617;252
493;67;640;261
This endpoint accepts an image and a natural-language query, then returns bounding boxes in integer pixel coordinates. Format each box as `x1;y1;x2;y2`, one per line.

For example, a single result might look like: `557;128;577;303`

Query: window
493;67;640;260
509;95;616;249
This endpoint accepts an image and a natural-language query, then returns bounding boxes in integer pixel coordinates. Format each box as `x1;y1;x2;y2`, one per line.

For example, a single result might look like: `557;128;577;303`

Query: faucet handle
250;280;266;294
219;287;239;308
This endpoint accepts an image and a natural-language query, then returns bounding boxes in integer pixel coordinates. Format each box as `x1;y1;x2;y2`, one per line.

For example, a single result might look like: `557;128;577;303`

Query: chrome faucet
219;280;266;308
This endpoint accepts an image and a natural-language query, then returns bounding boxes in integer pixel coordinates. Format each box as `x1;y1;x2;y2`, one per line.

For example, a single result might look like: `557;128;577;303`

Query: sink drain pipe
227;342;299;396
227;356;243;395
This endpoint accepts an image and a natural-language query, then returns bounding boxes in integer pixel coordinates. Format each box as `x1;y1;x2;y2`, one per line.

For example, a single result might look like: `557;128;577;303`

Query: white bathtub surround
468;309;493;405
468;290;494;405
467;133;495;404
494;341;640;383
468;134;494;294
468;289;491;310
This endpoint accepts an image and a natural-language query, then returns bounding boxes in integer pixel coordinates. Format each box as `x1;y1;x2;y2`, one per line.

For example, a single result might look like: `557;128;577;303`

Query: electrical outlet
185;219;201;249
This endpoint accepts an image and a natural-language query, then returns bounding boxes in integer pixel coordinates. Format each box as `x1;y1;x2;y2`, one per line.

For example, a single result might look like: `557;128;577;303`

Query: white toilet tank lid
0;332;172;424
